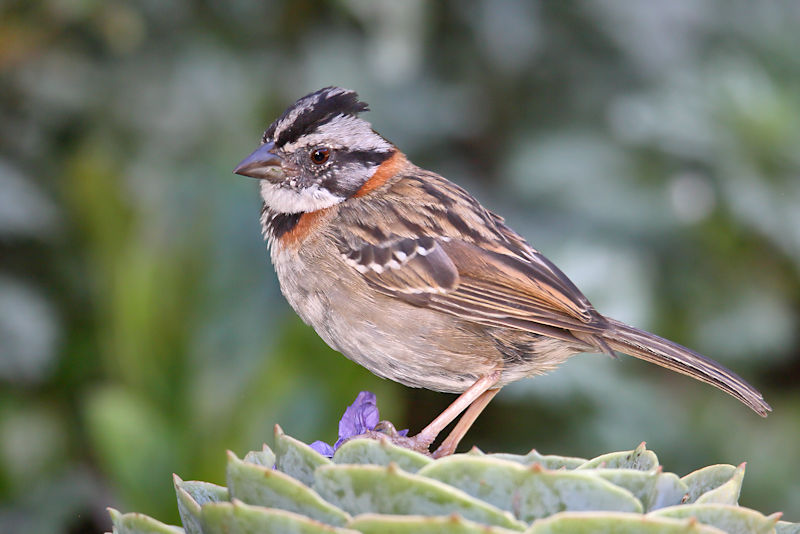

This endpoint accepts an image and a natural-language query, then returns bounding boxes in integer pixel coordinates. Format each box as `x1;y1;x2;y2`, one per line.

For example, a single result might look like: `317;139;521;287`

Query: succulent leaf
577;443;658;471
347;513;523;534
243;444;276;467
200;500;358;534
418;456;641;522
651;503;780;534
693;464;745;506
488;450;586;470
680;464;738;504
647;472;689;511
274;424;333;487
108;507;184;534
173;475;228;534
312;463;526;530
525;511;728;533
777;521;800;533
333;437;432;473
589;468;659;508
107;397;799;534
226;451;350;526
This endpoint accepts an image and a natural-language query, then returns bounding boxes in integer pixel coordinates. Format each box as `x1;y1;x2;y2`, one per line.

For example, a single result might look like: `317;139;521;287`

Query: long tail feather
602;318;771;416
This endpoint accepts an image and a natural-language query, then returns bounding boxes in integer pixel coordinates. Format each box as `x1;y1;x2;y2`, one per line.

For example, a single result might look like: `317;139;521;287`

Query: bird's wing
439;238;606;332
335;232;608;344
333;169;611;345
338;235;460;303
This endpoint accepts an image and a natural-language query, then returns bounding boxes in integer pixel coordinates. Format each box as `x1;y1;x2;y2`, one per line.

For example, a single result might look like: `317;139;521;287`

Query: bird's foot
346;420;435;456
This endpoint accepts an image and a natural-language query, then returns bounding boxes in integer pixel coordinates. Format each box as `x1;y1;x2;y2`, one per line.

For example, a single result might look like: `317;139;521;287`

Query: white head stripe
281;115;392;154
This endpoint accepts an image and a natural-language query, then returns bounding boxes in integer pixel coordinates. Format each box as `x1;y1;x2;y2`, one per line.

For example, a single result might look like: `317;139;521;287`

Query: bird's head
234;87;396;214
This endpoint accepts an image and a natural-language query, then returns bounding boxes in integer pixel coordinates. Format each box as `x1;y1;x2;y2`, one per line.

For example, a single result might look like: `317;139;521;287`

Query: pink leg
412;371;502;449
433;387;500;458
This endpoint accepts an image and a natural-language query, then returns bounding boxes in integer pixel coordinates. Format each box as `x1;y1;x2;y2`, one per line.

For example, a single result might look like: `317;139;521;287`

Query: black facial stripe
263;208;302;239
335;149;393;168
320;177;357;198
264;87;369;147
320;149;395;198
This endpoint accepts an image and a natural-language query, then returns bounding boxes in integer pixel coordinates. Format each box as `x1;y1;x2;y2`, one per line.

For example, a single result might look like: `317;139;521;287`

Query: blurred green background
1;1;799;531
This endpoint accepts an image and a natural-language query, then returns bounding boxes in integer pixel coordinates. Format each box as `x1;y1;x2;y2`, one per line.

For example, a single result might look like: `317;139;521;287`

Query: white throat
259;180;345;214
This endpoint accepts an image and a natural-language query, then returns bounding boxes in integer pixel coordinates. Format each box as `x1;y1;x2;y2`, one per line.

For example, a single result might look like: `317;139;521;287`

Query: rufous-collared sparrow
234;87;770;457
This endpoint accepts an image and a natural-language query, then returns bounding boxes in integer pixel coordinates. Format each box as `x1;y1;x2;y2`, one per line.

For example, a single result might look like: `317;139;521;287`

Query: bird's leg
411;371;502;452
432;387;500;458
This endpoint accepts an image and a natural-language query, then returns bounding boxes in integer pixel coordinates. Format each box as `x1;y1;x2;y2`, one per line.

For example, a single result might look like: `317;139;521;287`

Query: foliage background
1;1;799;532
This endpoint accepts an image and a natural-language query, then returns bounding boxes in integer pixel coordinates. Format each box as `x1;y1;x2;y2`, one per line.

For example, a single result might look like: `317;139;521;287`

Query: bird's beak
233;141;283;180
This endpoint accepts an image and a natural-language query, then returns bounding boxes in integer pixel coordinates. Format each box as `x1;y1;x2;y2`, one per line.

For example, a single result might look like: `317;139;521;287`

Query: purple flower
334;391;380;449
310;391;406;458
309;440;334;457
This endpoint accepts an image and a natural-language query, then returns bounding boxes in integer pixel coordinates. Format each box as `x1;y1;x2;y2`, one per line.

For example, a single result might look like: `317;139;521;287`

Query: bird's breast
269;236;506;393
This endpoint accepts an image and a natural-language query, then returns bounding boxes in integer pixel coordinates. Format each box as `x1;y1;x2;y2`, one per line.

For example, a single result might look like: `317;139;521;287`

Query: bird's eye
310;147;330;164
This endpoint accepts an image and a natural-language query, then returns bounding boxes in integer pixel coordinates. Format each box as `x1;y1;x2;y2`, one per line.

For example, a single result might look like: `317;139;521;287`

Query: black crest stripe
264;87;370;147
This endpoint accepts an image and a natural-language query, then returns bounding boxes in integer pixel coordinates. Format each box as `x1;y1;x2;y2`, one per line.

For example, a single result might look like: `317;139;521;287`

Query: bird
234;87;771;457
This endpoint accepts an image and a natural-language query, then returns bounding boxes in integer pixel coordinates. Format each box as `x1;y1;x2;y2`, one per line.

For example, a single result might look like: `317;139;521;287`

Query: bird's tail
601;317;771;416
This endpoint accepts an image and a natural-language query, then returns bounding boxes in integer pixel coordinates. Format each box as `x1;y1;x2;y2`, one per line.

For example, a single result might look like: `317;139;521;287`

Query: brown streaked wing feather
438;239;607;334
471;226;597;324
339;236;459;300
337;234;605;337
336;167;605;337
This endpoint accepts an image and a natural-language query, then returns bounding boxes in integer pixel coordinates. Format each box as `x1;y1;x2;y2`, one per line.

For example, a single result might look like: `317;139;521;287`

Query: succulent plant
107;393;798;534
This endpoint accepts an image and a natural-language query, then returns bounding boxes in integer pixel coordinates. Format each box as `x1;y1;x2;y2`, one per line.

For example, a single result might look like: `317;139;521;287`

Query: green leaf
108;508;184;534
693;464;744;505
108;436;794;534
577;443;658;471
681;464;737;504
488;450;586;470
418;456;642;522
173;475;228;534
525;511;727;533
651;503;781;534
348;513;523;534
200;501;359;534
226;451;350;526
333;438;432;473
313;463;526;530
244;444;276;468
274;424;332;486
647;473;688;511
591;468;658;508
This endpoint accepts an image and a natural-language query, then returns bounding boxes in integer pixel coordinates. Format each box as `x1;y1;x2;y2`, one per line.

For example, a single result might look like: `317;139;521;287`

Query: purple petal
398;428;409;437
337;391;380;441
310;440;335;458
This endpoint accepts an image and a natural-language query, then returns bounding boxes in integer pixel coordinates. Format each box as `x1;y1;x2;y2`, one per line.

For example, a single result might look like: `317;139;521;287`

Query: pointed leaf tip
768;512;783;522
